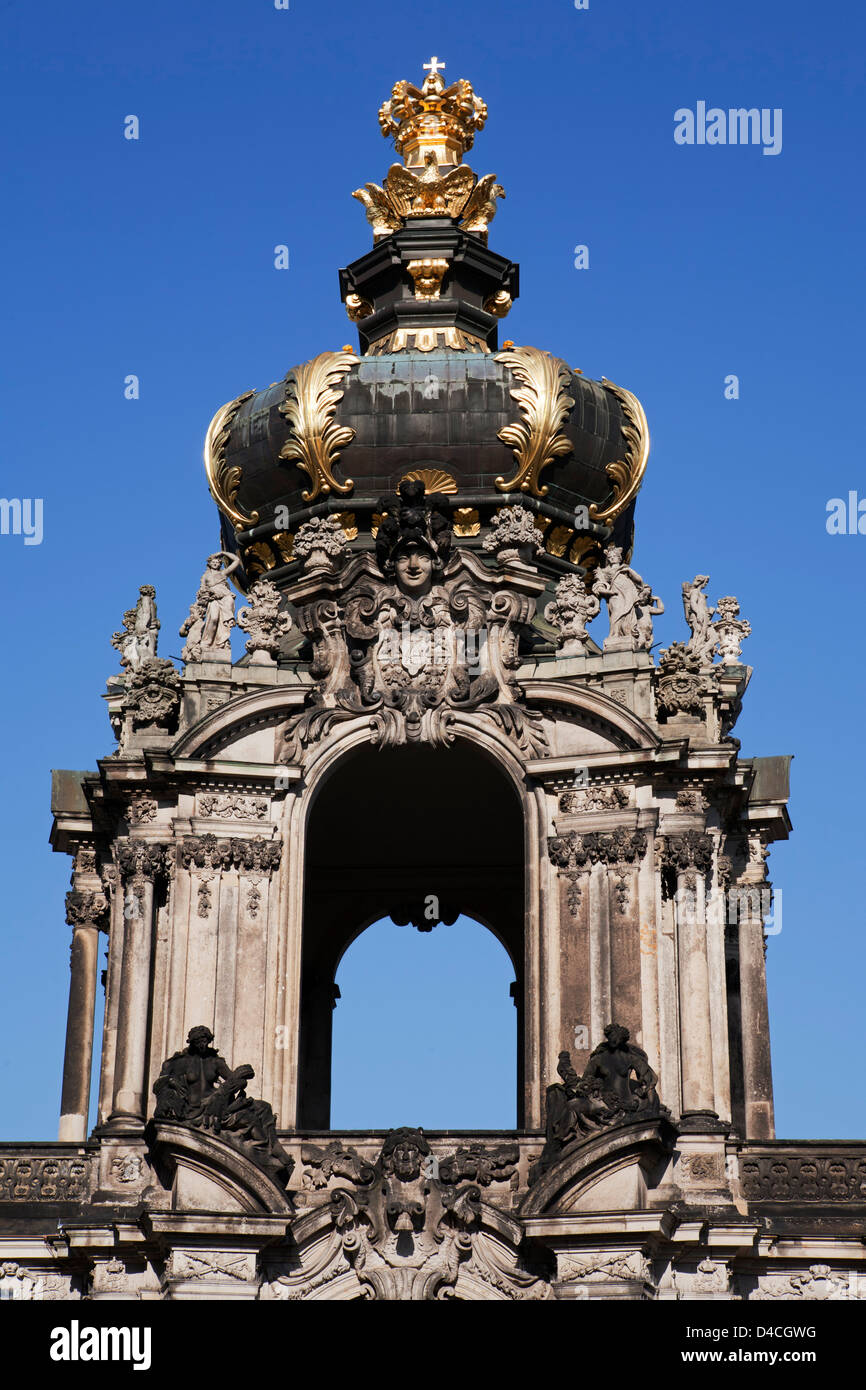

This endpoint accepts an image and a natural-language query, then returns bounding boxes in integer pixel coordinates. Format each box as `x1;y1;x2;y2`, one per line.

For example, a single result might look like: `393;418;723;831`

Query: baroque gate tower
4;61;865;1304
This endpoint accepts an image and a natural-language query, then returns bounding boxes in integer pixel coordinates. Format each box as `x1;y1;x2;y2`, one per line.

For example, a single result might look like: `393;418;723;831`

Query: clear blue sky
1;0;864;1139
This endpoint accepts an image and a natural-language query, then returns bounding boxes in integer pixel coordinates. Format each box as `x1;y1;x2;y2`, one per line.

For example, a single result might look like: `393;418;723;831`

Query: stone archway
298;741;525;1128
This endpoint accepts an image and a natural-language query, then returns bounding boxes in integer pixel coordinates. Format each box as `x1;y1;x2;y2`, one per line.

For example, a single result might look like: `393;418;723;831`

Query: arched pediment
520;1119;676;1218
147;1122;294;1216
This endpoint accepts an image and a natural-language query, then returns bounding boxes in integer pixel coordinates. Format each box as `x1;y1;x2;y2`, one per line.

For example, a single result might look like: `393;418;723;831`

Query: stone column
59;891;109;1141
105;843;167;1132
736;884;775;1138
663;833;717;1118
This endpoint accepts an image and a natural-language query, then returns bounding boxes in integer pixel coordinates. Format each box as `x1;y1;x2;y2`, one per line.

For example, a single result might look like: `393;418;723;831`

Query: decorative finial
353;61;503;244
378;59;488;168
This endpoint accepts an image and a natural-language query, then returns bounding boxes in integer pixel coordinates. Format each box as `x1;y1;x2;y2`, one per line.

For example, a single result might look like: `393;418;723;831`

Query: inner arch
331;914;517;1130
298;741;525;1128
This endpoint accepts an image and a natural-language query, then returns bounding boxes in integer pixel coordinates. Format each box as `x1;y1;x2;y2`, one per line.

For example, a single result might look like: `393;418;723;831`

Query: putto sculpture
111;585;160;674
544;573;600;656
152;1026;294;1186
179;553;240;662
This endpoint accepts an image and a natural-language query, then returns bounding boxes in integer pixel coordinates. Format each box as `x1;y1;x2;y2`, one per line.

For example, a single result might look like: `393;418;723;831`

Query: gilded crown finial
378;58;488;168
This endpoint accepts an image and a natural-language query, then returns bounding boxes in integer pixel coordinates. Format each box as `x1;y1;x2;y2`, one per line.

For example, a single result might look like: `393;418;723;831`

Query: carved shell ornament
495;346;576;496
279;350;359;503
203;389;257;530
588;380;650;526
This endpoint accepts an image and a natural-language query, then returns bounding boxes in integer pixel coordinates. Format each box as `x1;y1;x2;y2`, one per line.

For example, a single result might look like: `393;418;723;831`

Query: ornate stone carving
681;575;716;665
116;841;168;885
558;784;630;814
531;1026;665;1183
127;792;158;825
544;574;599;655
656;641;714;718
301;1140;377;1189
438;1143;519;1187
279;351;358;502
752;1265;851;1301
482;504;544;564
558;1251;651;1285
152;1025;294;1187
0;1262;44;1300
237;578;293;663
124;658;182;731
592;545;663;651
740;1152;866;1202
111;585;160;674
293;515;349;571
285;1128;547;1302
659;831;714;877
548;829;647;915
0;1154;90;1201
713;595;751;664
197;794;268;821
674;1257;729;1295
110;1154;143;1184
179;835;281;873
494;346;575;497
65;890;109;931
280;549;547;759
675;788;708;812
180;552;240;663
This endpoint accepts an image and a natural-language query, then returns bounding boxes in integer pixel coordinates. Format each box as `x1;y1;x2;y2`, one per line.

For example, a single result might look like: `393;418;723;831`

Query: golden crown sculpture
353;58;504;242
378;57;487;167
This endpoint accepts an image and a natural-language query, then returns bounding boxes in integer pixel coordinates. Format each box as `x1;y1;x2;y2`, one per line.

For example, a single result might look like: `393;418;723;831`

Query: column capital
65;890;110;932
115;840;171;884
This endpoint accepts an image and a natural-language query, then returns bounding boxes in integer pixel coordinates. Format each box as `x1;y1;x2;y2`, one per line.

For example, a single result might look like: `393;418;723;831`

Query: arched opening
298;741;525;1128
330;915;516;1130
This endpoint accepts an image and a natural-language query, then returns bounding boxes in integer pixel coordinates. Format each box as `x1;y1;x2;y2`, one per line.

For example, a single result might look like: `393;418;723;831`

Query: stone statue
582;1024;660;1118
712;595;751;665
153;1026;293;1185
179;553;240;663
111;585;160;674
591;545;663;651
544;574;599;656
682;575;716;666
530;1023;665;1184
237;578;293;664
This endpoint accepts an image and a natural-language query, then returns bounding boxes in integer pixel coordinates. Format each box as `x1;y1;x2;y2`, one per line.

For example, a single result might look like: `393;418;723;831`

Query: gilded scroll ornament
495;347;575;496
279;351;358;503
203;390;257;530
588;379;650;525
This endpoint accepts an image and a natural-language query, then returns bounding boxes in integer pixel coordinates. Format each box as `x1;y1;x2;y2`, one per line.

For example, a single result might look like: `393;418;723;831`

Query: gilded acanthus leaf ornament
279;351;358;503
203;390;257;530
588;380;650;526
495;347;575;496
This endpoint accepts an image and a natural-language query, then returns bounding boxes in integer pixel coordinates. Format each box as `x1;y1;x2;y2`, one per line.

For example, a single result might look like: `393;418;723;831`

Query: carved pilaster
105;842;171;1133
658;833;716;1118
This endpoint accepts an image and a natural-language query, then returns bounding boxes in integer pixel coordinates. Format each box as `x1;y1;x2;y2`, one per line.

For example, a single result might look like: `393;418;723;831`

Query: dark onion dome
201;61;649;591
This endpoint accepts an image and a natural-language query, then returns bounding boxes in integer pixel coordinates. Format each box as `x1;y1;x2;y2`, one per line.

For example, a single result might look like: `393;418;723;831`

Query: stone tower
4;61;865;1303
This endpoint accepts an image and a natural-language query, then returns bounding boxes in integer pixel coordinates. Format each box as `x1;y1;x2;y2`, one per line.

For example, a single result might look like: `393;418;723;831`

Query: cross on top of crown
423;56;446;78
